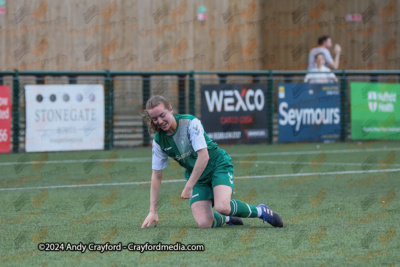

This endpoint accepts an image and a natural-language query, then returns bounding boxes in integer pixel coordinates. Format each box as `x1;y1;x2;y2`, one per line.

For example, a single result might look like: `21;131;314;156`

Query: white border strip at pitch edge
0;168;399;191
1;147;399;166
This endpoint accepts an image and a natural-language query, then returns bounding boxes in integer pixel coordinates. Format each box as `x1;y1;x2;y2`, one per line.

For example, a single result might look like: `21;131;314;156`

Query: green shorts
190;151;234;206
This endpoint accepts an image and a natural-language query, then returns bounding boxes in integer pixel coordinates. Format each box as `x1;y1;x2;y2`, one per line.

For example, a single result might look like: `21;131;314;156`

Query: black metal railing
0;70;398;152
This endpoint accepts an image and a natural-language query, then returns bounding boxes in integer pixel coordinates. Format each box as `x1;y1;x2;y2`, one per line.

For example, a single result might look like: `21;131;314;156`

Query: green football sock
230;199;258;218
211;211;226;228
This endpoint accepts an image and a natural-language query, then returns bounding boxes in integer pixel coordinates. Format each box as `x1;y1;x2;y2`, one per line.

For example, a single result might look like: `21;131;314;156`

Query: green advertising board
351;82;400;140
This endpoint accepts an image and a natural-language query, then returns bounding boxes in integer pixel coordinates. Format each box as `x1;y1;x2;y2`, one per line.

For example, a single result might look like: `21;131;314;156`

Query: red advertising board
0;86;11;153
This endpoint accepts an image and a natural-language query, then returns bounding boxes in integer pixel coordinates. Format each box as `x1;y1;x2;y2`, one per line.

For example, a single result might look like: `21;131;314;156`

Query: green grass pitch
0;141;399;266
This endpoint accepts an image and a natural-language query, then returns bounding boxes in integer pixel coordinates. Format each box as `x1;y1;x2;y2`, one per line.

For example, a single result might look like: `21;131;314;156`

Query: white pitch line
0;157;150;166
0;168;399;191
235;168;400;179
235;160;400;167
0;179;184;191
0;147;398;166
229;147;400;157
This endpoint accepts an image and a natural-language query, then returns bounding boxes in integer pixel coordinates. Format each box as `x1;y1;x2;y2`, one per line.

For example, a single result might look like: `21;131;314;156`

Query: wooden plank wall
0;0;399;71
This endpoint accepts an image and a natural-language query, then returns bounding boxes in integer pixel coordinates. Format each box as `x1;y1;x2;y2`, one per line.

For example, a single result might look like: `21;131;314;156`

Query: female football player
141;95;283;228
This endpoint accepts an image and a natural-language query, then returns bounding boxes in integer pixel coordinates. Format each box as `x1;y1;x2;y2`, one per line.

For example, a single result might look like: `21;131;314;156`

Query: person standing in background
308;35;341;70
305;53;338;84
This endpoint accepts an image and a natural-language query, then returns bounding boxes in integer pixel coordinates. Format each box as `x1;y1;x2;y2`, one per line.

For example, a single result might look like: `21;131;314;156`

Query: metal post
12;71;20;153
340;71;348;141
178;75;186;114
104;71;113;150
142;75;150;147
189;71;195;115
267;71;274;144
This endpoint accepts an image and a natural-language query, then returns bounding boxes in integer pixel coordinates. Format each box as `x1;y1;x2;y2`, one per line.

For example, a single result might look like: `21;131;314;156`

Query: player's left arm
181;118;209;199
181;148;209;199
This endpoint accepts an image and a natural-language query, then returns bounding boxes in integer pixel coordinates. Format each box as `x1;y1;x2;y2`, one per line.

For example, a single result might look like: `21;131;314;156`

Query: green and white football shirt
152;114;223;181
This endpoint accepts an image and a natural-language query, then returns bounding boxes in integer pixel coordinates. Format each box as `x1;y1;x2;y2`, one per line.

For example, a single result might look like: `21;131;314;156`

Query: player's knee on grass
195;217;213;228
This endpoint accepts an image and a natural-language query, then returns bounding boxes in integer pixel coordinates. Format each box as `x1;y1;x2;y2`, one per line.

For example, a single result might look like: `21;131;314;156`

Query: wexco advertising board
201;84;268;144
278;83;341;142
25;85;104;152
351;82;400;140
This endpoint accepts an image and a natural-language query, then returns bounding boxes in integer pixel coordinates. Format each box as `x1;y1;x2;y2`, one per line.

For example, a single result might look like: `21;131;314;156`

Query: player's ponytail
142;95;172;133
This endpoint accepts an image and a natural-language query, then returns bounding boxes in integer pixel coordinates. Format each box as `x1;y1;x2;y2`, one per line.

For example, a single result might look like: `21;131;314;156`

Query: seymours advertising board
278;83;341;143
200;83;268;144
351;82;400;140
25;85;104;152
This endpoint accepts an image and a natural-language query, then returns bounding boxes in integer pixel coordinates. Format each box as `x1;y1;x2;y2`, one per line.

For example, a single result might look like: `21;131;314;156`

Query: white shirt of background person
305;53;338;84
308;36;341;71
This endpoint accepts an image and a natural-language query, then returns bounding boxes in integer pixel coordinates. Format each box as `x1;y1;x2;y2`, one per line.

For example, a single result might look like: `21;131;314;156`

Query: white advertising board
25;84;104;152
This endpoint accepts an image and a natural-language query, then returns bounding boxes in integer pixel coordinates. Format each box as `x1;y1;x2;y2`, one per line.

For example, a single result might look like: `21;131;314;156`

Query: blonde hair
142;95;172;133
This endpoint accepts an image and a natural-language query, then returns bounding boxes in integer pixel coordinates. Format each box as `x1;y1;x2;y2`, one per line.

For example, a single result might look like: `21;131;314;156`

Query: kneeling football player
141;95;283;229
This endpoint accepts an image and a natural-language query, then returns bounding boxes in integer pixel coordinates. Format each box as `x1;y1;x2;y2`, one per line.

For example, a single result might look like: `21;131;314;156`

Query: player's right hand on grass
141;211;159;228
